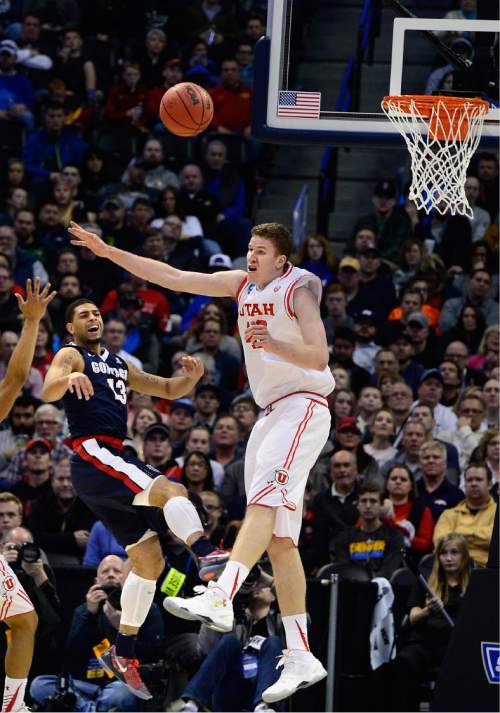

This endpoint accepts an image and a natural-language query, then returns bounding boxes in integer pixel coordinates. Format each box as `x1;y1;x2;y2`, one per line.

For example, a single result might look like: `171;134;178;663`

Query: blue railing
317;0;382;234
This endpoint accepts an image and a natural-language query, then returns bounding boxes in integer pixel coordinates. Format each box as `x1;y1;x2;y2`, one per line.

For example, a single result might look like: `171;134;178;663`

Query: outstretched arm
0;279;56;421
68;222;246;298
127;356;204;400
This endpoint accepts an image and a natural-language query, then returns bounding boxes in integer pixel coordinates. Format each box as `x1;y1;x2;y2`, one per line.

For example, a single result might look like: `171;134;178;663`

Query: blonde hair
428;533;471;603
476;324;500;356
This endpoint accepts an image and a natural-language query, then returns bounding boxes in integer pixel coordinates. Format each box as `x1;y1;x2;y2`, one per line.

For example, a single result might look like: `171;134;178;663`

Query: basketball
159;82;214;137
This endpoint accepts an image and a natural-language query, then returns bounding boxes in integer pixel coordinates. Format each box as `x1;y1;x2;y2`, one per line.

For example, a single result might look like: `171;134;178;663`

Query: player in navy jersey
42;298;228;700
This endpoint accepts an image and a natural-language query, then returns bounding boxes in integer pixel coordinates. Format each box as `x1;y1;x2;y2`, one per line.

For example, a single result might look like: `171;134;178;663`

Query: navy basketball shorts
71;436;165;548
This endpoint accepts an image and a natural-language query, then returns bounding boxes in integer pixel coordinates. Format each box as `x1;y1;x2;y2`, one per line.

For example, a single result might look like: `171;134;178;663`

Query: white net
381;96;489;218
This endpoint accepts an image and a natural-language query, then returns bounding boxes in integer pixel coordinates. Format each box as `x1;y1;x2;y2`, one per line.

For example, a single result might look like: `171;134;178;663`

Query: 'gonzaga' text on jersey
62;345;129;440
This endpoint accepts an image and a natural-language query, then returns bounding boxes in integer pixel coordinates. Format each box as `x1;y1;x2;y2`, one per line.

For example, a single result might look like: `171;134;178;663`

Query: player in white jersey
0;279;55;712
69;221;335;703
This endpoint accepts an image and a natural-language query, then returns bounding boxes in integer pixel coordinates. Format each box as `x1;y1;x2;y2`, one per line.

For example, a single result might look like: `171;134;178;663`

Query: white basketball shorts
245;391;331;545
0;555;34;620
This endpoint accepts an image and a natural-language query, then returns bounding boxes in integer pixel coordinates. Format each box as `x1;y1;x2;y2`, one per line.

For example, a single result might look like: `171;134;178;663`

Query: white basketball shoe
262;649;327;703
163;582;234;632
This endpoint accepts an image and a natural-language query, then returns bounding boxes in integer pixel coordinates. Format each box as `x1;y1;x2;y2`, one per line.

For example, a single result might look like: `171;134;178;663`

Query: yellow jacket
433;497;496;566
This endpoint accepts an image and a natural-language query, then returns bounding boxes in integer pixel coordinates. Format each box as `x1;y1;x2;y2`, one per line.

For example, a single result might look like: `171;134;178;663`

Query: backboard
252;0;500;147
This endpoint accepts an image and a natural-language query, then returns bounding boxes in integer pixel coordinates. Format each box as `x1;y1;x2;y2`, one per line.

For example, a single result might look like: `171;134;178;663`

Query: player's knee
267;535;294;561
9;609;38;635
149;477;187;507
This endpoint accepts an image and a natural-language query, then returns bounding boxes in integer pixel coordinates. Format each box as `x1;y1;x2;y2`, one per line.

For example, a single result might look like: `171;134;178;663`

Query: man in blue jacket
22;102;87;186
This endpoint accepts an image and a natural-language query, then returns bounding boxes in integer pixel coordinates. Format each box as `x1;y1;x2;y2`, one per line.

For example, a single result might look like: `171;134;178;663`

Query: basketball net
381;95;489;218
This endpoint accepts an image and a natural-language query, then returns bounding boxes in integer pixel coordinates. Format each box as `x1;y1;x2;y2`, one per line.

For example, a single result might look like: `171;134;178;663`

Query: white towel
370;577;396;670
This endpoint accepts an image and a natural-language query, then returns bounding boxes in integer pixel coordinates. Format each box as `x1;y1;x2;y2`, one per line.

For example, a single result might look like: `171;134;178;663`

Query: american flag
277;90;321;119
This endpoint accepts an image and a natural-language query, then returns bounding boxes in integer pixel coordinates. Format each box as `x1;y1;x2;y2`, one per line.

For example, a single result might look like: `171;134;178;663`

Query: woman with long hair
444;303;486;354
293;234;337;287
156;185;204;239
131;405;162;457
393;238;425;296
363;408;398;467
373;534;471;711
385;464;434;559
468;325;499;377
330;388;357;432
181;451;214;493
471;429;499;492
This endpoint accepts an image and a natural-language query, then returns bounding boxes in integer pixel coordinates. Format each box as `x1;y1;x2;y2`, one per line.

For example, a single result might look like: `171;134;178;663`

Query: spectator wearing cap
350;180;412;263
352;246;397;321
405;311;439;369
333;416;381;484
231;393;259;447
209;59;252;136
352;309;379;374
103;62;147;129
322;285;353;345
417;441;464;521
0;39;35;132
305;450;361;570
113;289;159;373
439;269;498;334
141;58;184;130
331;326;371;396
336;256;361;308
416;368;457;435
388;328;424;397
22;102;88;183
142;138;180;192
101;273;170;336
168;399;196;458
202;139;252;259
211;414;242;468
103;317;143;369
28;456;95;565
10;438;53;518
142;423;178;477
194;383;221;430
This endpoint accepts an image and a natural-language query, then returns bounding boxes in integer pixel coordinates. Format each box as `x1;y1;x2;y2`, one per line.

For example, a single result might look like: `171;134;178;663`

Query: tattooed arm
127;356;204;400
42;347;92;402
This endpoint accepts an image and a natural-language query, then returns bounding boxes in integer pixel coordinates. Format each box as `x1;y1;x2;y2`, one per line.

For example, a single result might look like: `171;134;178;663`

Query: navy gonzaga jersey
62;345;128;441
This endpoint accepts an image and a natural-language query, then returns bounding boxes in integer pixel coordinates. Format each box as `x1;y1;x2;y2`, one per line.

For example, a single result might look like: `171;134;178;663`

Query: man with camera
0;278;55;712
170;565;283;712
30;555;165;711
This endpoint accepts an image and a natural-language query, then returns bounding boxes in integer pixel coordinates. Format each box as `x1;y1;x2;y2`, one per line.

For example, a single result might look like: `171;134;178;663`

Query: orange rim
382;95;489;141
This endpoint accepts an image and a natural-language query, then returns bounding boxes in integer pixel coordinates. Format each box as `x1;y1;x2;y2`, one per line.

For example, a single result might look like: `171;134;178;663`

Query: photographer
0;526;61;678
170;566;283;712
30;555;165;712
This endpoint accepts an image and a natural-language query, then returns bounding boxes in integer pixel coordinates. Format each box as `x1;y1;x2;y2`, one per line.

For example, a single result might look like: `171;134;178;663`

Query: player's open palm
16;278;56;321
180;356;204;382
68;221;110;258
68;372;94;400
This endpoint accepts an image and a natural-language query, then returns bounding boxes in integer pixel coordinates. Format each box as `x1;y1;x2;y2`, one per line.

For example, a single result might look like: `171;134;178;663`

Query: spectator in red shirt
209;59;252;136
103;62;147;130
100;275;170;333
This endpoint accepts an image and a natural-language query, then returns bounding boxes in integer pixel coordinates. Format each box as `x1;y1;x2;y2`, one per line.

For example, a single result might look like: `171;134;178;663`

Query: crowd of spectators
0;1;497;711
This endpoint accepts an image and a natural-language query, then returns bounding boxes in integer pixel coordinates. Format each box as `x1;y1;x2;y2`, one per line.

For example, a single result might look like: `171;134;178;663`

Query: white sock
215;560;250;600
2;677;27;712
282;613;310;652
163;496;204;543
120;571;157;628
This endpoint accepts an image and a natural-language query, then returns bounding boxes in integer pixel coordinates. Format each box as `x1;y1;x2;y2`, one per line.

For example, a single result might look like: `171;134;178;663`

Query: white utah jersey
236;264;335;408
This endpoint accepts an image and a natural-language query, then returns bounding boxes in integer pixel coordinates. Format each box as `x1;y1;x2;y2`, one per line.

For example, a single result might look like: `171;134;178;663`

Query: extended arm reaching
0;279;56;421
68;221;246;298
127;356;204;400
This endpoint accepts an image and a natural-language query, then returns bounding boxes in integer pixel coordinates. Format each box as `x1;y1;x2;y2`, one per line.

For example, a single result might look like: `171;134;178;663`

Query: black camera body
97;582;122;610
6;542;41;569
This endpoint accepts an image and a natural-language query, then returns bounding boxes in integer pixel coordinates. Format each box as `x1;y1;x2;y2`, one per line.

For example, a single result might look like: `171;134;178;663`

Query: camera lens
20;543;40;563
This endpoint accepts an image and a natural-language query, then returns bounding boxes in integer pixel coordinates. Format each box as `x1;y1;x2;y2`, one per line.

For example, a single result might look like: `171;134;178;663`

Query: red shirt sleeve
100;289;118;314
412;506;435;552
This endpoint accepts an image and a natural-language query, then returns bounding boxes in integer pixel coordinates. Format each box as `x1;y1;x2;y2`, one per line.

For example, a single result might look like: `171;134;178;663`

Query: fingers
32;276;41;295
45;290;57;305
25;278;33;299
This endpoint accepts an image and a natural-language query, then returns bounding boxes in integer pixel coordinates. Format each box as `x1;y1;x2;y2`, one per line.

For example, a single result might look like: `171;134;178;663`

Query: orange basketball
159;82;214;137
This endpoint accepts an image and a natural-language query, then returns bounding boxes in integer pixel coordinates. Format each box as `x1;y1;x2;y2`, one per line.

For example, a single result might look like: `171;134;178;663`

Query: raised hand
16;278;56;321
68;221;110;258
180;356;205;382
